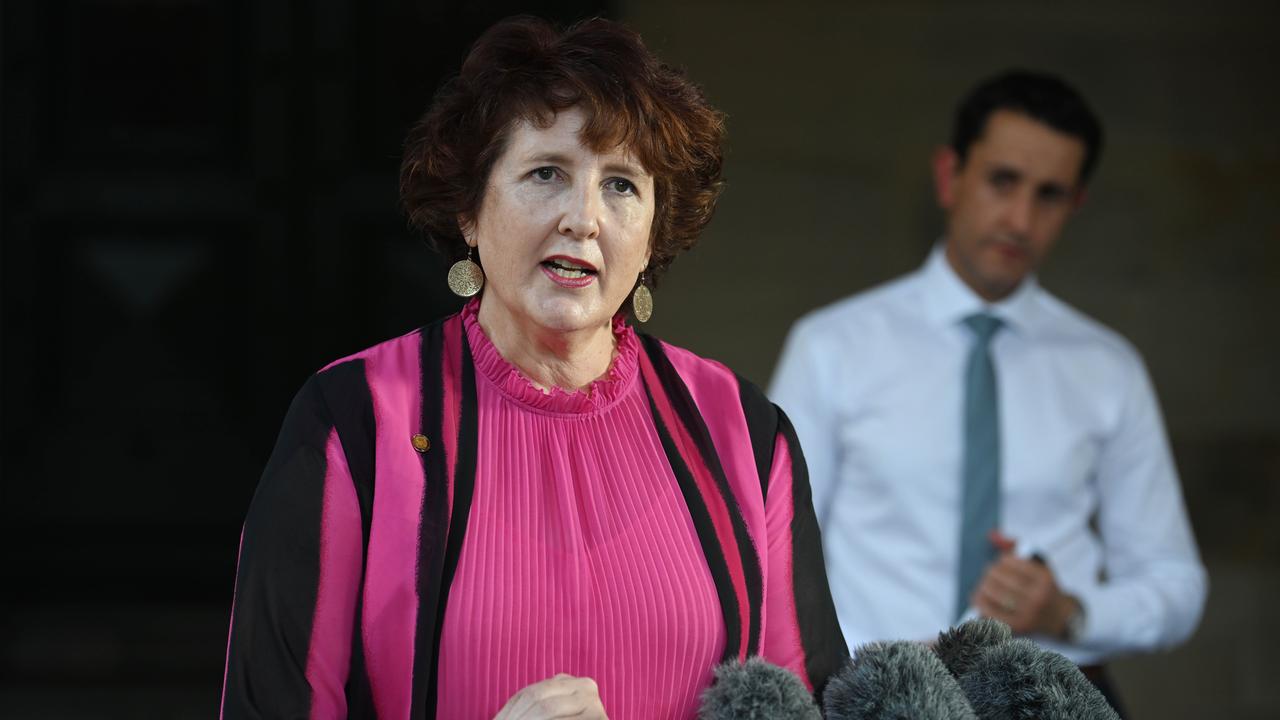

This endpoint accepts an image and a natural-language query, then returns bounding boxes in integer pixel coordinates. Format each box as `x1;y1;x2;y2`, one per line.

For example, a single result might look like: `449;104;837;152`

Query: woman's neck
476;297;617;394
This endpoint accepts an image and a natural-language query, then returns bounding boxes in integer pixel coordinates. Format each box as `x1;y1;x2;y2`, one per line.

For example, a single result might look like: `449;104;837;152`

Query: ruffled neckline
461;298;641;415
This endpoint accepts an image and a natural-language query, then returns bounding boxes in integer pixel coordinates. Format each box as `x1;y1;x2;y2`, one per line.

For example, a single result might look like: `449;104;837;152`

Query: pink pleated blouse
434;301;724;718
222;298;847;720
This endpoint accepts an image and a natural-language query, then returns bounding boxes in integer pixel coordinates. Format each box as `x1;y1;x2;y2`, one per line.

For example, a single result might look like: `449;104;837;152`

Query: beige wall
620;2;1280;717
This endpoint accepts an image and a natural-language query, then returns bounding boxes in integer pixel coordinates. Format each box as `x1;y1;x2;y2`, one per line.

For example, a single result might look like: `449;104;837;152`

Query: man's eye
989;173;1017;190
532;167;558;181
607;178;636;195
1038;187;1068;203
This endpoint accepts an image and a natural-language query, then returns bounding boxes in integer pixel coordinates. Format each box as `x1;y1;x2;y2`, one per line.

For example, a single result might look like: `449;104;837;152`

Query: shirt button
411;434;430;452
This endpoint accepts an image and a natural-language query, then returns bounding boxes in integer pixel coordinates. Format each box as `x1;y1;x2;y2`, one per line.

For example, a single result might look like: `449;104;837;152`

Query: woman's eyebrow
525;152;574;166
603;160;648;178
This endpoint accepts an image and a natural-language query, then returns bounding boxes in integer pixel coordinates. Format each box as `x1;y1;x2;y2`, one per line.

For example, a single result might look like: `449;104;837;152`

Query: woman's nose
558;185;602;240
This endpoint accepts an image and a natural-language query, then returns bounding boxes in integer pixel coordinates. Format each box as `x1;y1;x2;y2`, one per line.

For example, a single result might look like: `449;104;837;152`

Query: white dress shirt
770;245;1207;664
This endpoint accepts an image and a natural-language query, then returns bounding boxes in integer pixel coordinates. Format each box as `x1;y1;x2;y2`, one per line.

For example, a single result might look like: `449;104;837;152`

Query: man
770;71;1206;707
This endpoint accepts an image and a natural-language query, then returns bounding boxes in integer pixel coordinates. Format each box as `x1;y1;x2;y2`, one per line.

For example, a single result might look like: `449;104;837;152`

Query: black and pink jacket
221;310;847;718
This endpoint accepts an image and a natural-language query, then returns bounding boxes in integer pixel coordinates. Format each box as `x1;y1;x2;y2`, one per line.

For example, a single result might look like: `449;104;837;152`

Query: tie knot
963;313;1003;343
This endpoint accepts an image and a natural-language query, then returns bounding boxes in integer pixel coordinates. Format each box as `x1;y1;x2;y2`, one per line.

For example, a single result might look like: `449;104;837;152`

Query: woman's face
469;106;655;336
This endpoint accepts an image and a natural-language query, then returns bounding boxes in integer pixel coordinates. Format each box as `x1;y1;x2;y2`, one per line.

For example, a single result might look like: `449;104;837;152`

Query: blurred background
2;0;1276;717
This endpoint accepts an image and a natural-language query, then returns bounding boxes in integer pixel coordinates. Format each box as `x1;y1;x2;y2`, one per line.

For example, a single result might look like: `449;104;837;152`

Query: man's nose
1004;193;1034;237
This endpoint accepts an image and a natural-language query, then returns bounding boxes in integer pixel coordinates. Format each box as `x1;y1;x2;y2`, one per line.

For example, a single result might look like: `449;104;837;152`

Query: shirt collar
918;241;1041;335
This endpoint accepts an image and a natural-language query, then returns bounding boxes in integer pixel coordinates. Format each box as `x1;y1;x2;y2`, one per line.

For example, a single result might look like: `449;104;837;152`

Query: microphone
933;617;1013;680
698;656;821;720
956;636;1119;720
823;641;977;720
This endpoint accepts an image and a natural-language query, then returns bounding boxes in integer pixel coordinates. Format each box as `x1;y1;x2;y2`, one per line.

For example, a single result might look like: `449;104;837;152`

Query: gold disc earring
447;246;484;297
632;272;653;323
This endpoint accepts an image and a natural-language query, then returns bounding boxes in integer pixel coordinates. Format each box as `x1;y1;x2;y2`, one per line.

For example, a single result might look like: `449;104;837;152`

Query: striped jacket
221;312;847;718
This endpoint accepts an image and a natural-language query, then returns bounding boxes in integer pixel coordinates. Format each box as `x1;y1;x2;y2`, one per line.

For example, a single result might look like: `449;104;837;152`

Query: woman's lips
540;261;597;288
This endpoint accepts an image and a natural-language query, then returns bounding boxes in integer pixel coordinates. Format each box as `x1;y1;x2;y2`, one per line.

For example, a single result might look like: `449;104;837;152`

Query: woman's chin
527;295;613;334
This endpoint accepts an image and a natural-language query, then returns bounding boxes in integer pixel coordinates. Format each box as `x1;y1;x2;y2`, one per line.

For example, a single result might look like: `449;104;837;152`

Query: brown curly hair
399;16;726;287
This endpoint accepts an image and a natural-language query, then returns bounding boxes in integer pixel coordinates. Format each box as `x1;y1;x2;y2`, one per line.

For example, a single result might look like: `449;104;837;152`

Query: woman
221;16;845;720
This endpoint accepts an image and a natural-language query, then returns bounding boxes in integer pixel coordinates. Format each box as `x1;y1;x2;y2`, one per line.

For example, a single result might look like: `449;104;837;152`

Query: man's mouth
992;242;1028;260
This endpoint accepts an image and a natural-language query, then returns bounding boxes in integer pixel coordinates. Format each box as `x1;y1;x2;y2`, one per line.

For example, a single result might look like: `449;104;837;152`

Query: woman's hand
493;674;608;719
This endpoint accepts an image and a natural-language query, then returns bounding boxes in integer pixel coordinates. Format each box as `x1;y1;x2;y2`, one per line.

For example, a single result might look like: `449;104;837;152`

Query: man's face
935;110;1087;301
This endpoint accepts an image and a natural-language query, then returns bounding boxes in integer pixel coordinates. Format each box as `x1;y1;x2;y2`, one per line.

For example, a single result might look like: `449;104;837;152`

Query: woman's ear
458;214;476;248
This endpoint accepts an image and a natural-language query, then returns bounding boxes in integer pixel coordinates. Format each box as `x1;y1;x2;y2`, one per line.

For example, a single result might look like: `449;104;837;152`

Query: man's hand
971;531;1079;638
494;674;608;720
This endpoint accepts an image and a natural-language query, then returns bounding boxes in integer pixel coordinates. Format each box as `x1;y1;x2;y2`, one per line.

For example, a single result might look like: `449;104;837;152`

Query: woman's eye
606;178;637;195
532;167;558;181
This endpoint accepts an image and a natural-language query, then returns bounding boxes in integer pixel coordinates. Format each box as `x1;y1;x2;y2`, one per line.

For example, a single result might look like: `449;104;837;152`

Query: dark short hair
951;70;1104;183
400;16;726;286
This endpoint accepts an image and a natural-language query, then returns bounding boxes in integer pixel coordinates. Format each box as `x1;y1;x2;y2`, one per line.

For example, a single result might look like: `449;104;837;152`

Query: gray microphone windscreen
934;618;1014;680
959;638;1119;720
824;641;977;720
698;657;820;720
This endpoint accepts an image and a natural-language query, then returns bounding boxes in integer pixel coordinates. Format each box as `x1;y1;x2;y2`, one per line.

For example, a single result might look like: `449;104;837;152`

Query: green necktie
956;313;1003;620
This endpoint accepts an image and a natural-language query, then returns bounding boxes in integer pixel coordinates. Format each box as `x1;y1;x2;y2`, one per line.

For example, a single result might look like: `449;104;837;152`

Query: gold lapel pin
411;434;431;453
